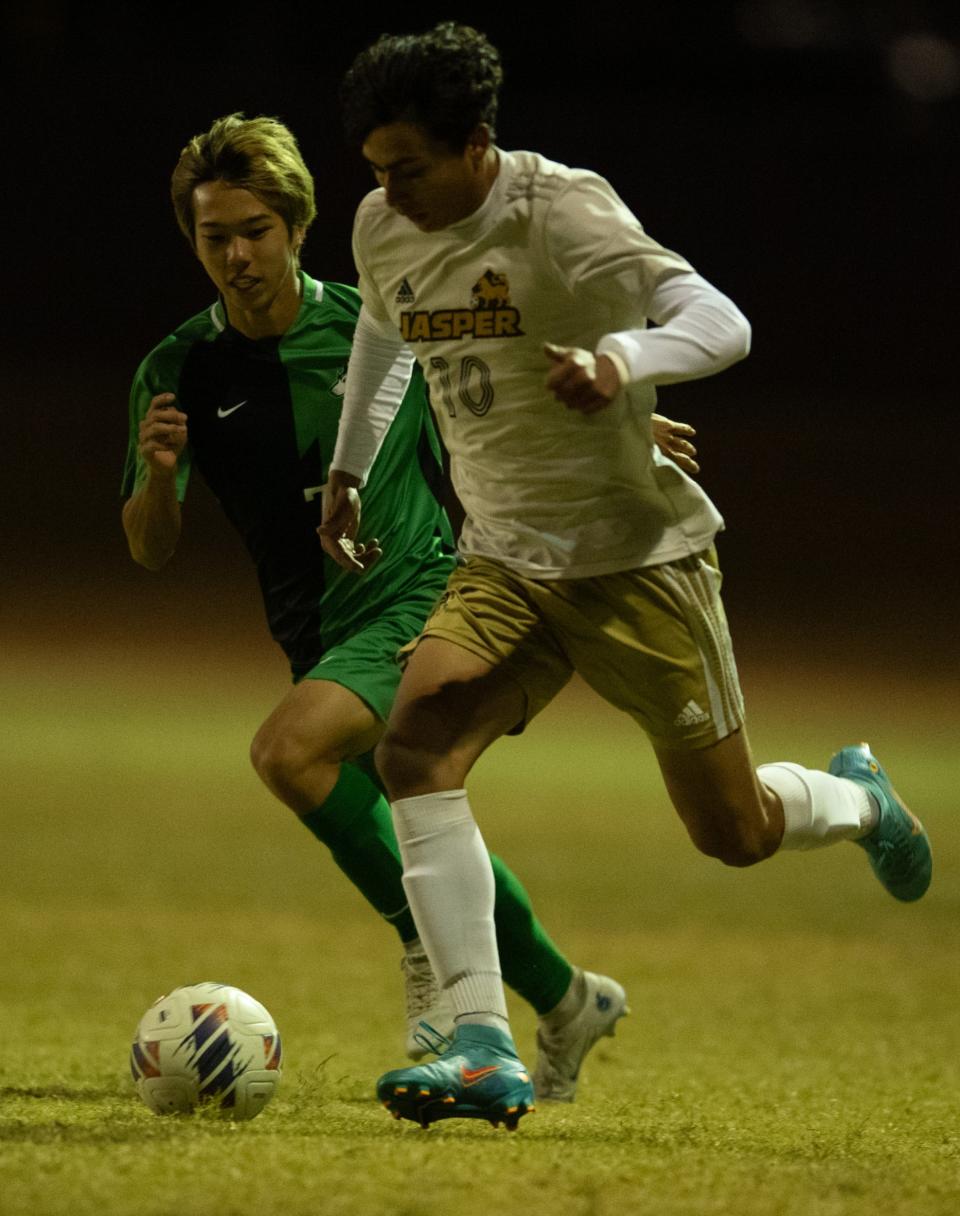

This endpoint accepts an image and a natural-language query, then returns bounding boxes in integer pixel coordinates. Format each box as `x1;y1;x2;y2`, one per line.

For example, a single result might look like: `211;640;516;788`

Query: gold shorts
409;550;744;750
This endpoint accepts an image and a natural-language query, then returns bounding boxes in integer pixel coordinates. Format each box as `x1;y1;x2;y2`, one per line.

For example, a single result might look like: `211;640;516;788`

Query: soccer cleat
829;742;932;902
533;969;629;1103
378;1023;536;1130
401;948;455;1060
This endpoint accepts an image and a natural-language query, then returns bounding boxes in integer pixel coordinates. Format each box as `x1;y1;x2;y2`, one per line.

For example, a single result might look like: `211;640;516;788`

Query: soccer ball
130;982;282;1120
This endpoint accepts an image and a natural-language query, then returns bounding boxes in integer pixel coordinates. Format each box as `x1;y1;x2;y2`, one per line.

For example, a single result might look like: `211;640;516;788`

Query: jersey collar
442;147;510;240
209;272;324;337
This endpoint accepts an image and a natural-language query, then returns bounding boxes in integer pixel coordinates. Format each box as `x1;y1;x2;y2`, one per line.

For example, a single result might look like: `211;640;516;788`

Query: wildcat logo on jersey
399;269;524;342
470;270;510;308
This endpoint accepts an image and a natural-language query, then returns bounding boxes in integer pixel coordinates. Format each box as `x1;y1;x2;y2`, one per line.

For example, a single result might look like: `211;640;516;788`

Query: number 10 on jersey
429;355;494;418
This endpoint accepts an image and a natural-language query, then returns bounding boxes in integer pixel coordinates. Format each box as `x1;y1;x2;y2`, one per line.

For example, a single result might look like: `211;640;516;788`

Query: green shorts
410;550;745;750
295;580;446;723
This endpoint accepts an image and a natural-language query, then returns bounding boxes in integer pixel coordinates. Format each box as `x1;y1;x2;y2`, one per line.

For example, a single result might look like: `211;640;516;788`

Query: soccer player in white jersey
124;114;709;1093
323;23;933;1131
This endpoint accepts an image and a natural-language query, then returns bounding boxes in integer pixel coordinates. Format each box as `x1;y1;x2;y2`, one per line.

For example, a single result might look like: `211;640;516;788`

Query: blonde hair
171;113;317;247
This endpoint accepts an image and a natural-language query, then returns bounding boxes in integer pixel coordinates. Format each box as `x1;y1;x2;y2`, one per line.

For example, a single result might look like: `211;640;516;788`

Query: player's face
192;181;303;319
362;122;492;232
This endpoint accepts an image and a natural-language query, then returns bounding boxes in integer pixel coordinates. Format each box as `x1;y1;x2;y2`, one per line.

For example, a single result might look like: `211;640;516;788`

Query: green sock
300;763;417;943
490;854;574;1015
350;747;387;796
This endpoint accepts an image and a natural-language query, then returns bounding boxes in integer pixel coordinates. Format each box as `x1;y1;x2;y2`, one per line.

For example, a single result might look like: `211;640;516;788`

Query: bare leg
655;727;785;866
250;678;382;812
376;637;528;797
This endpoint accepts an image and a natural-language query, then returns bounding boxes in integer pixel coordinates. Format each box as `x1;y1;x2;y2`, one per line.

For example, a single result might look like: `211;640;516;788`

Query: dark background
5;1;958;682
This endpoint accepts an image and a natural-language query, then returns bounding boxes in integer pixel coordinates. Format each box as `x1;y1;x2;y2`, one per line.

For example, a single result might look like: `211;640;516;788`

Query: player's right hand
544;343;621;415
318;471;382;574
139;393;188;477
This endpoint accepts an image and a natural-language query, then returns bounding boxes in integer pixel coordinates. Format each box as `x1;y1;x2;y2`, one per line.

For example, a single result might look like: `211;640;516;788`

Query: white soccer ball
130;982;282;1120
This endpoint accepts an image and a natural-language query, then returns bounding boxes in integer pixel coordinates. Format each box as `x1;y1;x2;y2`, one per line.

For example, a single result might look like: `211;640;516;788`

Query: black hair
341;22;503;151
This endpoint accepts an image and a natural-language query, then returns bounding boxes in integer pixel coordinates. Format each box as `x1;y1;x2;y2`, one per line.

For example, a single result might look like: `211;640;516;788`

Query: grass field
2;635;957;1216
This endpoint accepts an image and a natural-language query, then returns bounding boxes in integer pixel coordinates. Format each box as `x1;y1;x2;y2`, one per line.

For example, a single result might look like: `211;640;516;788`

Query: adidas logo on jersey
674;700;710;727
395;277;415;305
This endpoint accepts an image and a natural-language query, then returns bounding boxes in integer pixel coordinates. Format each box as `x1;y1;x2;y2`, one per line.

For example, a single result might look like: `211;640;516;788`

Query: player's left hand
651;414;699;476
318;471;383;574
544;343;621;415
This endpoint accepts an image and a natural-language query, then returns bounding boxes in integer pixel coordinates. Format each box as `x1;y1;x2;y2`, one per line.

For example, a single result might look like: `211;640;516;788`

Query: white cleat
533;969;629;1102
400;947;455;1060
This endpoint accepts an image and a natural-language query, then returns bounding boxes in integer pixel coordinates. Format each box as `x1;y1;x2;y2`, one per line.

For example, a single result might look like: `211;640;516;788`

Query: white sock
759;762;878;851
391;790;508;1028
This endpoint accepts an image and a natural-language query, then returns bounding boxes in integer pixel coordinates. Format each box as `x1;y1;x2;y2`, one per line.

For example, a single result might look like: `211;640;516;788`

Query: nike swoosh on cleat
891;786;924;835
460;1065;501;1086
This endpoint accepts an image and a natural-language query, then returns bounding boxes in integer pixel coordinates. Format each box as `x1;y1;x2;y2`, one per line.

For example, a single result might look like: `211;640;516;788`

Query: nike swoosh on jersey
217;400;248;418
460;1064;501;1086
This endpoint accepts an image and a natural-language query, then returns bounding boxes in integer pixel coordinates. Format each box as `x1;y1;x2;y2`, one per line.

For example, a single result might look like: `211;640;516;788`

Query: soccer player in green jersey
122;113;699;1097
325;24;933;1131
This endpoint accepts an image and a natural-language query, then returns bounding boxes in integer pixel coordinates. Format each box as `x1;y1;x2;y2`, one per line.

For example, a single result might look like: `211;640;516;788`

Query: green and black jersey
122;274;455;675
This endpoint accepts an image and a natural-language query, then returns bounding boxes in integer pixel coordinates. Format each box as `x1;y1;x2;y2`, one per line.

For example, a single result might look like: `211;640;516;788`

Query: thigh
401;556;573;734
258;676;383;765
382;636;529;794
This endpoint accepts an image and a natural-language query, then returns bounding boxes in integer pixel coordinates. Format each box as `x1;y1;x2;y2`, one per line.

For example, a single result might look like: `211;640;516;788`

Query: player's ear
465;124;491;165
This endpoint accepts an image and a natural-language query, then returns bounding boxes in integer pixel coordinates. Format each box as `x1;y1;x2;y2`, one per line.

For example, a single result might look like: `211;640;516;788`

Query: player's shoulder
133;303;220;387
501;148;613;207
299;273;361;322
352;187;402;246
355;186;388;222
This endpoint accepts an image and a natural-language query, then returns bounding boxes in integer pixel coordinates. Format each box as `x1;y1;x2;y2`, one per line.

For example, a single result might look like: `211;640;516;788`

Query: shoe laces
401;953;439;1019
413;1021;452;1056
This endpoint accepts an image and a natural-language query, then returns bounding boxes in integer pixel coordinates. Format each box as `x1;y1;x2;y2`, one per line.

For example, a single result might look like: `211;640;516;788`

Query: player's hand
318;470;382;574
544;343;621;415
652;414;699;476
138;393;188;477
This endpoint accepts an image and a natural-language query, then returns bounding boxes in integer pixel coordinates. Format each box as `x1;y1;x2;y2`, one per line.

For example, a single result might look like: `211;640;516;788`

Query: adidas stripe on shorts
408;549;745;749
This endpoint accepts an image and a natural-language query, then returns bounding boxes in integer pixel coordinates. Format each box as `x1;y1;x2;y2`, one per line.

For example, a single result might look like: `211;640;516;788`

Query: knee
685;811;778;868
250;722;304;791
375;727;440;798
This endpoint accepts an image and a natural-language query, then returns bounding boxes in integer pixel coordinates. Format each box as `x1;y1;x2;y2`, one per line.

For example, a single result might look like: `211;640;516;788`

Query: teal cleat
829;743;932;902
377;1023;535;1130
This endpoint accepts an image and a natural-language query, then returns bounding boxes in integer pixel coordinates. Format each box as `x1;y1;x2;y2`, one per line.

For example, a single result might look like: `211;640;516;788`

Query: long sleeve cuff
596;271;751;387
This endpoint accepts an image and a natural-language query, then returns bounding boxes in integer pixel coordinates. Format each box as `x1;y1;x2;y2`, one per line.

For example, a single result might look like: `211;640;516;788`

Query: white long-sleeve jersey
333;148;751;579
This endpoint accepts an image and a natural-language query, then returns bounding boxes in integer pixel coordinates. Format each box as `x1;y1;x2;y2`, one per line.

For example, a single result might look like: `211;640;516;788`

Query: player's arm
598;271;751;390
122;392;187;570
545;272;750;415
319;306;412;573
543;178;750;414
